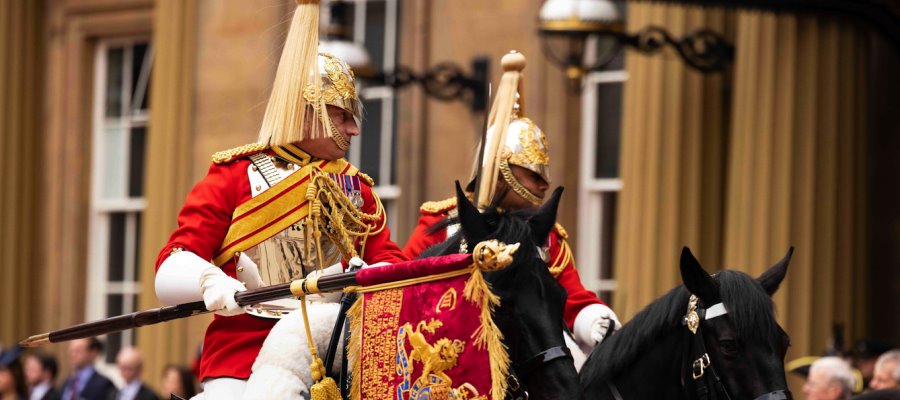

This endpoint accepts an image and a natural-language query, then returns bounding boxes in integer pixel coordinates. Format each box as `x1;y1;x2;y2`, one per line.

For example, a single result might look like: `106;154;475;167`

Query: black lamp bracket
619;26;734;73
360;57;490;112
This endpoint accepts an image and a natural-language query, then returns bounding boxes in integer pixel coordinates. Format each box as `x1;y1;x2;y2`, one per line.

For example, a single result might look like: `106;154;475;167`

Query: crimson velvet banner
347;253;509;400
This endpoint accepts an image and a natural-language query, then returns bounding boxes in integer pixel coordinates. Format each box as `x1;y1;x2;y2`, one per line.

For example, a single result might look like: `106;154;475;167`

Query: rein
606;295;791;400
506;344;573;400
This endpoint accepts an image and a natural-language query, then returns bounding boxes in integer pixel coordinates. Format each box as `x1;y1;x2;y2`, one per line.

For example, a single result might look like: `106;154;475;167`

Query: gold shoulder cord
303;167;387;269
547;237;572;278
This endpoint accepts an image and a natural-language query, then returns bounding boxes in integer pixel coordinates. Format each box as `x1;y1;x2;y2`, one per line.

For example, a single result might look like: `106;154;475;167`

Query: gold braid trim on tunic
211;142;269;164
419;197;458;215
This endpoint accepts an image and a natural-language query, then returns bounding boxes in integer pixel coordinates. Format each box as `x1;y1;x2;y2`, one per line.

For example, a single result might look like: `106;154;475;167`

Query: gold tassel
297;294;341;400
464;240;519;400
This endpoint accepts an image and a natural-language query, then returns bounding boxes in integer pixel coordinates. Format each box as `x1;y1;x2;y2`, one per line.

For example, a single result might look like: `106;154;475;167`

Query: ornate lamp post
538;0;734;86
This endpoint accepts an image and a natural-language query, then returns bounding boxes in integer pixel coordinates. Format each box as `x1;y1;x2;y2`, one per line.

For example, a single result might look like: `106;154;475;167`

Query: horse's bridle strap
515;345;572;380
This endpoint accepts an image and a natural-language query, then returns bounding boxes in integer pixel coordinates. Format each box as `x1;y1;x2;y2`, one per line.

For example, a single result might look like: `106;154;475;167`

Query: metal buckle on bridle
507;373;528;400
692;353;711;380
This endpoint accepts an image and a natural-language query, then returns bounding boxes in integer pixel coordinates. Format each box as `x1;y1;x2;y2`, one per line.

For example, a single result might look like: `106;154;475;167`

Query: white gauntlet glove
155;250;247;316
200;266;248;316
588;305;621;345
573;304;622;350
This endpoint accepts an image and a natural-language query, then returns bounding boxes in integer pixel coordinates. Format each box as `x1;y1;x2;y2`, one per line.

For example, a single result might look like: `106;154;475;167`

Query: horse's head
680;247;794;400
454;182;580;398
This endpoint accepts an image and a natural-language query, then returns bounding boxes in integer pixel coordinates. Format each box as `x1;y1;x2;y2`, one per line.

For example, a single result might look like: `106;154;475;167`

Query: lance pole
20;270;359;347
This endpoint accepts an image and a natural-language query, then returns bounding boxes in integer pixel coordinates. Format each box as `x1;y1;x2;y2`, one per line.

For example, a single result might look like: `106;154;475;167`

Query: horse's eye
719;339;739;354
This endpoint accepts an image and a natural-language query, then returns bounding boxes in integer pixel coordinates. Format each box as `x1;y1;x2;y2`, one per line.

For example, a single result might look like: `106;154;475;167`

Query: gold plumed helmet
472;51;551;208
258;0;361;151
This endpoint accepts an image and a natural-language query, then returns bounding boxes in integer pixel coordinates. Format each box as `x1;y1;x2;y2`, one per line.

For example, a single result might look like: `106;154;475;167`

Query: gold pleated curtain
0;0;42;345
614;4;869;394
614;3;732;317
724;11;867;363
137;0;209;389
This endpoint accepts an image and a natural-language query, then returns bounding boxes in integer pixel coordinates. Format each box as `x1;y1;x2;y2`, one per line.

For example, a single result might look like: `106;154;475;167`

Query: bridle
607;294;791;400
506;344;573;400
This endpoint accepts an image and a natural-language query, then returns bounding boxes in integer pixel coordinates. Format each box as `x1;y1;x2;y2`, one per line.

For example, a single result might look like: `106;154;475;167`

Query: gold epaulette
554;222;569;240
358;172;374;187
419;197;457;215
211;142;269;164
548;223;573;277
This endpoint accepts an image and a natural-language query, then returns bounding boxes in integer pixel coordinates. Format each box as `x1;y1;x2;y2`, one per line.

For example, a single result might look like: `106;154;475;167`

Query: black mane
419;208;543;262
586;269;780;381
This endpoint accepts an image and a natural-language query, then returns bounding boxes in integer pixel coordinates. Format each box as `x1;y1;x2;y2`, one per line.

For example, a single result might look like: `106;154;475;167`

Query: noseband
606;295;791;400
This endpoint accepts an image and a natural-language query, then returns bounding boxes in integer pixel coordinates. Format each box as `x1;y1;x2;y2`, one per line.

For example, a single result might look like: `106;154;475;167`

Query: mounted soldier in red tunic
403;51;621;357
153;1;406;397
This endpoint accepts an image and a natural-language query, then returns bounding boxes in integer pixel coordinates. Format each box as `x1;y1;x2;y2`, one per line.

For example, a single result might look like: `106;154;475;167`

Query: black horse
579;247;794;400
421;183;583;399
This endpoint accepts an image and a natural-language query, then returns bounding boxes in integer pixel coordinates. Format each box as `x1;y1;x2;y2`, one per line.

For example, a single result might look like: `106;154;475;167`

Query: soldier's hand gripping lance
19;270;359;347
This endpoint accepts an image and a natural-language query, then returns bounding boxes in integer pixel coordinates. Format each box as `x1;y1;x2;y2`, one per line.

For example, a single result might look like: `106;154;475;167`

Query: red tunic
402;200;604;330
155;153;407;381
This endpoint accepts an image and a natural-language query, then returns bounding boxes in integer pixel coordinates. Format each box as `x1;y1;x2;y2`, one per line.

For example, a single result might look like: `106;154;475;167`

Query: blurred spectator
112;347;158;400
160;366;195;400
853;340;895;387
0;345;28;400
24;352;59;400
871;350;900;390
60;338;115;400
853;389;900;399
805;356;857;400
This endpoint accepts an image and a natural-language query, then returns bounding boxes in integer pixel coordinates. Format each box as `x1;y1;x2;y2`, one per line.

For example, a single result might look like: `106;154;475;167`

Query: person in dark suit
0;345;28;400
24;352;60;400
59;338;115;400
108;348;157;400
854;389;900;399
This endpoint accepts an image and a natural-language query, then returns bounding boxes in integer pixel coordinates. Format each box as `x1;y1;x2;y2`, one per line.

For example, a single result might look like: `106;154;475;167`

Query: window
87;39;152;363
346;0;400;238
577;43;626;305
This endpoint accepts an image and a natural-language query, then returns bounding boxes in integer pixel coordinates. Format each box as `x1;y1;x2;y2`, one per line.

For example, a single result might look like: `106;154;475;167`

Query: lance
19;270;359;348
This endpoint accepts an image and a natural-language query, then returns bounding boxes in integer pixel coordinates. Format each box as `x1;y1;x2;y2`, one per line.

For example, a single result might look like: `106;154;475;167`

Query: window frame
577;69;628;302
86;37;153;364
348;0;401;236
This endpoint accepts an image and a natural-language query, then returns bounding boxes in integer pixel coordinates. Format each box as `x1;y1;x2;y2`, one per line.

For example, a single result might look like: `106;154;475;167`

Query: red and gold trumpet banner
347;252;510;400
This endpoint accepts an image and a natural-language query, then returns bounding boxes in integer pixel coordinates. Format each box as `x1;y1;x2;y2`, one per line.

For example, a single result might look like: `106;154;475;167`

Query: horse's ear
757;246;793;296
680;247;719;303
530;187;563;244
455;181;490;241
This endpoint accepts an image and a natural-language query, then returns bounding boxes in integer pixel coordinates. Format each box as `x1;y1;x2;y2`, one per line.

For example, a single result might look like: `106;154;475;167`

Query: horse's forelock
715;270;782;348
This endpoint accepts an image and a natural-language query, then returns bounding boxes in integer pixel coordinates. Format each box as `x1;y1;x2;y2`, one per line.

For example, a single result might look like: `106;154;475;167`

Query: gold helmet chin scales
494;117;551;205
304;52;360;151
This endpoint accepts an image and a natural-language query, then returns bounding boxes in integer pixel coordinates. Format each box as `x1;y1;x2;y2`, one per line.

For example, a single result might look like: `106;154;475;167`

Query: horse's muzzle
754;390;791;400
